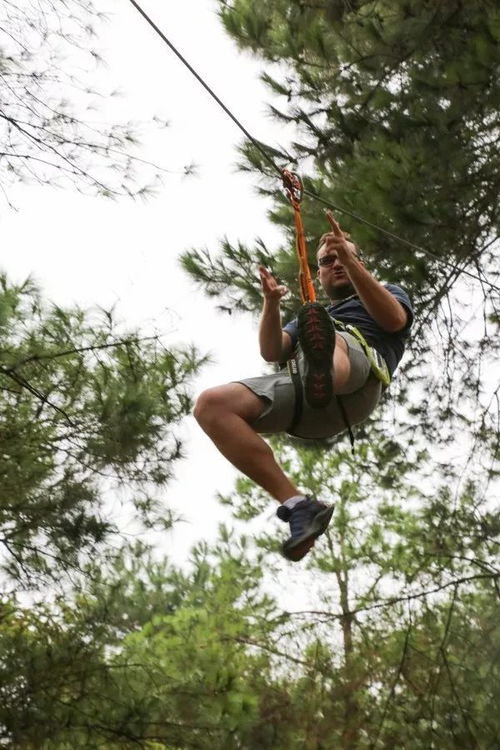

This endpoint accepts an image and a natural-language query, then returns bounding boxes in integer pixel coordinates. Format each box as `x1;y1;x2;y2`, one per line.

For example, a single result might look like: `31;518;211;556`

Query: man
194;214;413;561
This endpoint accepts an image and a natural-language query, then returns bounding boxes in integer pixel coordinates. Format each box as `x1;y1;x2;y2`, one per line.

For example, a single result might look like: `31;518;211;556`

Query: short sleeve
283;317;299;349
385;284;414;330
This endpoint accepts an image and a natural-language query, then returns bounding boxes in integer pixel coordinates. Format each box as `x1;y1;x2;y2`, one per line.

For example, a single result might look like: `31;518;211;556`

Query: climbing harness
333;321;391;388
281;171;355;446
281;172;391;448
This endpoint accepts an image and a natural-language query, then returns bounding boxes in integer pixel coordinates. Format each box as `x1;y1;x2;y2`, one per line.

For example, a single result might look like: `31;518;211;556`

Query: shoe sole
297;303;335;408
282;505;334;562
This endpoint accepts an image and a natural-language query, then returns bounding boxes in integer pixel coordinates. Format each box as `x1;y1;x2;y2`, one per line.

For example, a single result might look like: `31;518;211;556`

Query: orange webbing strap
282;170;316;304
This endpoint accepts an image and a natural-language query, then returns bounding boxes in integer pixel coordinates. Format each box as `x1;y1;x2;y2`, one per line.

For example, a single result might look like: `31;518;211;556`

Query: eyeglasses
317;255;338;267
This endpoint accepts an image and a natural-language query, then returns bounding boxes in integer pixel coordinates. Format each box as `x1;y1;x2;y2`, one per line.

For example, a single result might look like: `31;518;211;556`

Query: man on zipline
195;215;413;561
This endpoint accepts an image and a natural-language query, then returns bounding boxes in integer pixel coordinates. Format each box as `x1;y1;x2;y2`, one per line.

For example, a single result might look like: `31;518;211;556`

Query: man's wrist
263;296;281;309
342;252;363;271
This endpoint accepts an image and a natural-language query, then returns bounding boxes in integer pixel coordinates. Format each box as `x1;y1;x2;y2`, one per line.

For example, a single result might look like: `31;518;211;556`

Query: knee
194;383;263;429
193;387;227;427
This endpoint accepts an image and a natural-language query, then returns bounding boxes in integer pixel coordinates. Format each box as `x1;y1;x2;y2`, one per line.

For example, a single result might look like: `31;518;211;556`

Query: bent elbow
384;313;408;333
260;346;287;363
261;352;280;363
260;348;276;363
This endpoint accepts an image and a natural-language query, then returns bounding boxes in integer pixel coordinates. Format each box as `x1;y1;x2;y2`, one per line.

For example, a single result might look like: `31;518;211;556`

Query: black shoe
297;302;335;408
277;496;334;562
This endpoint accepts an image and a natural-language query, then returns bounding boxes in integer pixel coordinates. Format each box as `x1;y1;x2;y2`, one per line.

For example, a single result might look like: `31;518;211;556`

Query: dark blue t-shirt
283;284;413;376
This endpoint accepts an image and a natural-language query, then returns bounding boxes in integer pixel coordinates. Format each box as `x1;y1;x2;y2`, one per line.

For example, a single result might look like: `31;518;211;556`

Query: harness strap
279;168;388;447
335;395;356;453
286;354;355;451
334;320;391;387
287;354;303;434
286;322;389;448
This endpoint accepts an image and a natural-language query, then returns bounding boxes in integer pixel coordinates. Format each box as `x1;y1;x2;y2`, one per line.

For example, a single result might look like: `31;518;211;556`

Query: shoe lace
289;502;315;538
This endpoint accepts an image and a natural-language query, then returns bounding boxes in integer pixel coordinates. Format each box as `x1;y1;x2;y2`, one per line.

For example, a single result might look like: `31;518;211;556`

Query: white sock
283;494;307;511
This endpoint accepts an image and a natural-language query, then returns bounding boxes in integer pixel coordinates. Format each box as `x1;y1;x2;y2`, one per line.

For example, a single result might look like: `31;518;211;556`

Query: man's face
316;238;359;300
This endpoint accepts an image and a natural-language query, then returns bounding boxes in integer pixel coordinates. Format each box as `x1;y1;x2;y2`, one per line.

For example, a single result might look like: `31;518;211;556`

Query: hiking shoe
277;496;334;562
297;302;335;408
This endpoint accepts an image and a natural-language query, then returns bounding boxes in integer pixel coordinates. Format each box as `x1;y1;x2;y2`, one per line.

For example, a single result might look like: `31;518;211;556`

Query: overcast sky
1;0;301;563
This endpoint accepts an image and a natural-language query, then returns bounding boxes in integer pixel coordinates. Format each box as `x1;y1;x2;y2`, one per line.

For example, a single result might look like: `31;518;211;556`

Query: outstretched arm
258;266;293;362
324;213;408;332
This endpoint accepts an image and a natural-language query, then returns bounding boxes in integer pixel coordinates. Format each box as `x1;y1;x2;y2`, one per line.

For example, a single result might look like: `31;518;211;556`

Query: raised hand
259;266;289;303
323;210;359;266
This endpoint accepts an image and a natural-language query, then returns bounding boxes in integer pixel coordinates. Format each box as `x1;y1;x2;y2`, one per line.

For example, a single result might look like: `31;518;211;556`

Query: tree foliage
216;0;500;283
0;543;276;748
0;0;187;200
0;274;205;586
177;2;500;747
218;431;500;748
2;530;500;749
182;0;500;453
2;3;500;747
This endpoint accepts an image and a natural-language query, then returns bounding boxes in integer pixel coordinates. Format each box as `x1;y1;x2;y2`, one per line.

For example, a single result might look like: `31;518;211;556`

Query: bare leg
194;383;299;503
195;335;350;503
333;333;351;389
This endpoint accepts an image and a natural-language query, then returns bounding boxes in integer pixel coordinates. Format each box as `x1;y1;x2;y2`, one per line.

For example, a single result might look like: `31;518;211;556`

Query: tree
216;433;500;748
180;3;500;746
183;0;500;452
0;0;190;201
0;273;205;586
216;0;500;282
4;520;500;749
0;539;281;748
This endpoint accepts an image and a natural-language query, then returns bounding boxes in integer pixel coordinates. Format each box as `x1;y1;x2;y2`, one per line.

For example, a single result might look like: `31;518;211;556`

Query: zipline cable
127;0;281;178
127;0;500;296
301;187;499;290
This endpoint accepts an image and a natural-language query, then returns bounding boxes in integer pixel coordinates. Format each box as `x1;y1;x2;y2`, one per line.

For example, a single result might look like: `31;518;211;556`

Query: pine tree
180;3;500;746
0;273;205;586
183;0;500;452
0;0;183;199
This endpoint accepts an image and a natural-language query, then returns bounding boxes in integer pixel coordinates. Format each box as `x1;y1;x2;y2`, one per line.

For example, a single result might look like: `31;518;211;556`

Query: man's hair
316;232;362;259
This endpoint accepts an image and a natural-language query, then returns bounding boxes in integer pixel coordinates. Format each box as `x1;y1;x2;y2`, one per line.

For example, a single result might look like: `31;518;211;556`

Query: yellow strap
335;321;391;386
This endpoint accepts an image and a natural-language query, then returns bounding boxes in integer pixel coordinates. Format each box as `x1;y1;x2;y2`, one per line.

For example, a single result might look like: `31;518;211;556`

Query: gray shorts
238;332;382;440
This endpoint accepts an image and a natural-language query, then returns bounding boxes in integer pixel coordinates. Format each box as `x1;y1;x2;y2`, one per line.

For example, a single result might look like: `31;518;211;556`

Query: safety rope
126;0;500;296
282;170;316;304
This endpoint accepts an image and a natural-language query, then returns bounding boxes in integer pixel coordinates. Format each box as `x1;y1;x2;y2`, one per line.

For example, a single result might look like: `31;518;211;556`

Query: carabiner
281;169;303;207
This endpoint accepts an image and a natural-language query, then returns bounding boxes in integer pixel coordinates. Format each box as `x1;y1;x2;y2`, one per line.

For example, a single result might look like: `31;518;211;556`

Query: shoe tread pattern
297;303;335;409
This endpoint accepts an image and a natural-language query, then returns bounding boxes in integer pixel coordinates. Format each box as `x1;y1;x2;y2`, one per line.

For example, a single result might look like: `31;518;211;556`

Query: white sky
1;0;298;563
